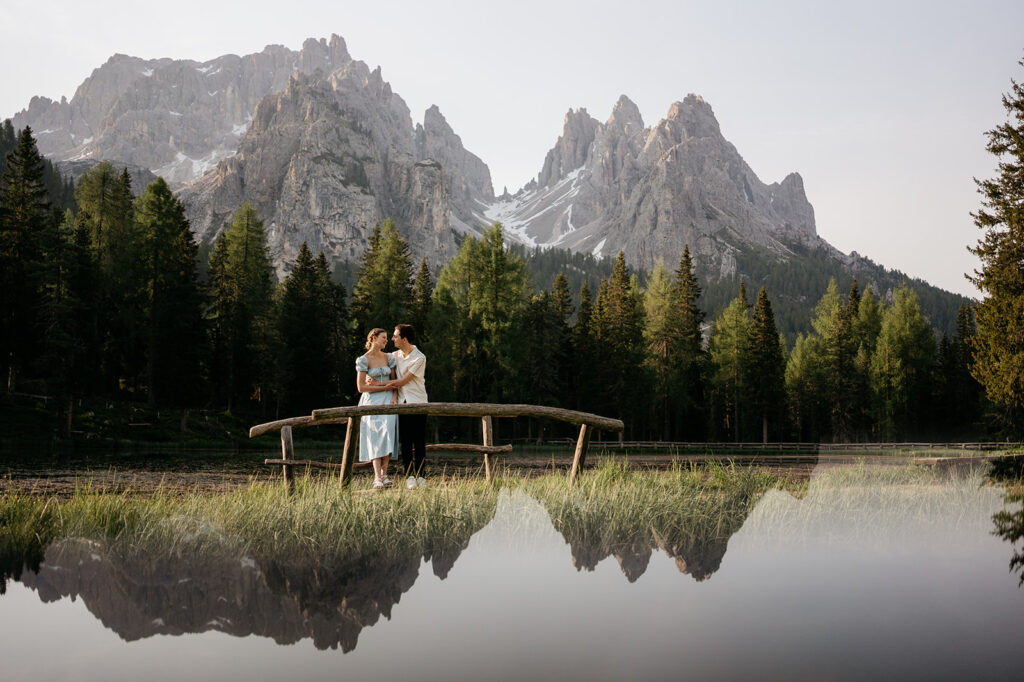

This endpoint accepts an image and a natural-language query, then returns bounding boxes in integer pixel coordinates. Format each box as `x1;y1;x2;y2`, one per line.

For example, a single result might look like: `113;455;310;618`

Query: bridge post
569;423;591;484
481;415;494;482
339;417;357;487
280;425;295;489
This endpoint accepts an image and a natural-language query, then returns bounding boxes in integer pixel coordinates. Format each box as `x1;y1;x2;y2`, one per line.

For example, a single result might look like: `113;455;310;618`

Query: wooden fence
249;403;625;487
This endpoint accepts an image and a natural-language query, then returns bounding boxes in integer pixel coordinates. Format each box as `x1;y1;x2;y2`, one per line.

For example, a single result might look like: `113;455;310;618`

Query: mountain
6;34;970;327
10;36;360;188
487;94;820;276
179;63;492;273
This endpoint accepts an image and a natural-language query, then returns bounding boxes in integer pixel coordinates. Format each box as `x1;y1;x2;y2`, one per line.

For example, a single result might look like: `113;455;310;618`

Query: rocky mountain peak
422;104;453;136
607;95;644;133
10;37;365;188
665;94;721;139
415;104;494;228
537;107;599;187
487;92;820;275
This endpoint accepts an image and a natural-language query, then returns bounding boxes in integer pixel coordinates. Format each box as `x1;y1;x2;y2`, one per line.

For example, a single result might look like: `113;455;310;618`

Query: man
390;324;428;488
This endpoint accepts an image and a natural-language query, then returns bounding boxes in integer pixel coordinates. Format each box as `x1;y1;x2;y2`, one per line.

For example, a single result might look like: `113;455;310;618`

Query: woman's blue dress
356;354;398;462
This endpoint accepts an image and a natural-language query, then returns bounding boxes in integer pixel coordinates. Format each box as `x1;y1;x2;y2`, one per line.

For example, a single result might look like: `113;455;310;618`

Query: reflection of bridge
250;403;624;486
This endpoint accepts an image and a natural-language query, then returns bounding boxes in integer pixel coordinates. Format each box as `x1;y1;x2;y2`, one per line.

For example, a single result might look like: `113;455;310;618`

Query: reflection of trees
988;456;1024;587
533;475;768;583
992;491;1024;587
0;550;38;595
13;497;498;652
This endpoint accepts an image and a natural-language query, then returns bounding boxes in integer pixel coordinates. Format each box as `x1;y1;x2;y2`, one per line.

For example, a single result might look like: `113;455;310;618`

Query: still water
2;460;1022;681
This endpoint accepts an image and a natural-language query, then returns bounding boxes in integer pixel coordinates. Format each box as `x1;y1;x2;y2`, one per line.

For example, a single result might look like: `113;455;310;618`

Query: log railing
249;403;624;487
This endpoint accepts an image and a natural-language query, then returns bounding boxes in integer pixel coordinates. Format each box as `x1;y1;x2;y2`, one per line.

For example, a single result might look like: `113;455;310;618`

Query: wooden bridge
249;403;625;487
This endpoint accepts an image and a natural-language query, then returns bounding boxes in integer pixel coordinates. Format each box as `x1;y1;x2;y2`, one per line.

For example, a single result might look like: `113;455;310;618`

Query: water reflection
992;492;1024;586
10;503;497;652
535;482;773;583
2;482;772;652
7;462;1018;664
986;455;1024;587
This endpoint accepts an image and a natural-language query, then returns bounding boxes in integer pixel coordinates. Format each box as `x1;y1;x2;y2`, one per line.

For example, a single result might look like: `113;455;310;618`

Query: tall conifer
0;126;49;389
748;287;785;443
670;246;706;440
135;178;205;407
969;58;1024;433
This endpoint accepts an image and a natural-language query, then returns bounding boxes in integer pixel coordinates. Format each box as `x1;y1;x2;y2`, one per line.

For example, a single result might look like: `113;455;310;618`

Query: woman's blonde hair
364;328;387;350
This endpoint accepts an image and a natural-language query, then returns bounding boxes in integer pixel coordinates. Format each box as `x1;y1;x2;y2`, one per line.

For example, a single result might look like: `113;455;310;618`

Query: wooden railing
249;403;625;487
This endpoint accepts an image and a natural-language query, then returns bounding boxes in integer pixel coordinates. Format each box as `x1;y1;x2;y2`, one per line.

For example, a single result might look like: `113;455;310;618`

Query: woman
356;328;399;489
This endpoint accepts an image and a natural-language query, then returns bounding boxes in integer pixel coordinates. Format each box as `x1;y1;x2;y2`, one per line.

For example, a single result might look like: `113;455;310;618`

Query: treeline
0;126;991;441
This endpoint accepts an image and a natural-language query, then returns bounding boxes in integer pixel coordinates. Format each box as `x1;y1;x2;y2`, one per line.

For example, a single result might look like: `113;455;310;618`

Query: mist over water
2;459;1022;681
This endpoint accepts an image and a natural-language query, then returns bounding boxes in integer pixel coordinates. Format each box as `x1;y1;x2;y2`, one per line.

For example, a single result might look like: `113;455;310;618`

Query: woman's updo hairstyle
365;328;387;350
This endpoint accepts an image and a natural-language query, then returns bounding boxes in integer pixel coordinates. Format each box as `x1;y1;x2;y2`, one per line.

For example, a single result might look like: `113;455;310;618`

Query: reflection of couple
355;324;428;490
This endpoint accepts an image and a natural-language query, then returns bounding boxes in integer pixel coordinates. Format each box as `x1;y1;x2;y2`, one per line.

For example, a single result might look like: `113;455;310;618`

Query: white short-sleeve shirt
395;346;427;403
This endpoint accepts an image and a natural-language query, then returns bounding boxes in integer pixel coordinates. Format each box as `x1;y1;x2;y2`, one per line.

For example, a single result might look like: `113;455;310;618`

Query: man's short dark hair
395;323;417;345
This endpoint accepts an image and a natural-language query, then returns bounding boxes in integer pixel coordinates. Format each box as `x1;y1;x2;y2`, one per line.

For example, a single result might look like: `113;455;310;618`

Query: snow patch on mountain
481;167;586;248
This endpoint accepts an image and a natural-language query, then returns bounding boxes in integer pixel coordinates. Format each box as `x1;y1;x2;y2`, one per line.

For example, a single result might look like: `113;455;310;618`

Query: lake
1;455;1021;681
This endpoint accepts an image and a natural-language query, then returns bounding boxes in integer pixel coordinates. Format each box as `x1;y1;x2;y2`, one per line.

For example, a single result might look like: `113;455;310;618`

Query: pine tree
409;257;433;342
75;163;146;395
748;287;786;443
207;202;276;412
643;260;674;437
785;333;827;441
709;284;751;441
38;210;100;432
968;58;1024;433
278;243;332;413
315;251;351;405
942;304;983;436
869;285;937;439
594;252;646;437
351;219;413;336
135;178;205;407
670;246;707;440
519;291;562;411
853;285;884;353
0;126;49;390
550;272;574;408
572;281;599;414
808;278;858;440
431;237;483;404
475;225;528;387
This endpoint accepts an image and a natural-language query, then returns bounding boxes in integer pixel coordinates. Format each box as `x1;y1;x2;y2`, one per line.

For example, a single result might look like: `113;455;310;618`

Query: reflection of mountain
537;485;764;583
15;502;495;652
554;517;744;583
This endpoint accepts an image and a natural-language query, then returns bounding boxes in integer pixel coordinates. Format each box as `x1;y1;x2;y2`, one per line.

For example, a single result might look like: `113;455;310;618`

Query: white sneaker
416;477;426;488
373;478;384;490
406;476;417;489
382;477;393;488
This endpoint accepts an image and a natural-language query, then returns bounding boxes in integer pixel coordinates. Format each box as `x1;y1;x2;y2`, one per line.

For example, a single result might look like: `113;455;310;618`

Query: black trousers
400;413;427;476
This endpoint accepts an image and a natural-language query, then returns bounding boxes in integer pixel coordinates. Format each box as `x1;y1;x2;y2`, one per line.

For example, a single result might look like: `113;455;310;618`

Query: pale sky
3;0;1022;298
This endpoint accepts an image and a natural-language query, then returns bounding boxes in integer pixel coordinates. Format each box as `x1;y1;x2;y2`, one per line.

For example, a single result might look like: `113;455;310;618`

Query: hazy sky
3;0;1022;297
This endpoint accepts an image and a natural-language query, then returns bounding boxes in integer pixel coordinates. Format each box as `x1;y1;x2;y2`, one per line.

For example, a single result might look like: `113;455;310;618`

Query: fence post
339;417;357;487
482;415;494;482
281;425;294;489
569;423;592;484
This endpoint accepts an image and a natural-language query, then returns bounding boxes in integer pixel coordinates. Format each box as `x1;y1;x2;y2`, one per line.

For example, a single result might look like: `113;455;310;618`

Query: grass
517;460;782;579
8;458;1013;589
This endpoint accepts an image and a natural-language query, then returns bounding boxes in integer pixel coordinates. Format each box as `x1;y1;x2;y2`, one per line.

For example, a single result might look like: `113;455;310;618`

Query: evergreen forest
0;122;1013;444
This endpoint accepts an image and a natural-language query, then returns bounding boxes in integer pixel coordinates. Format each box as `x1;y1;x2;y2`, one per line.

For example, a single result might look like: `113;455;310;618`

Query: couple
355;324;428;490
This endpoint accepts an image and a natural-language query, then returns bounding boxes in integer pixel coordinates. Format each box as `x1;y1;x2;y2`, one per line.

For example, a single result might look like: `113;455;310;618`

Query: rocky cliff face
487;94;825;278
179;60;490;274
11;36;363;188
10;34;833;283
